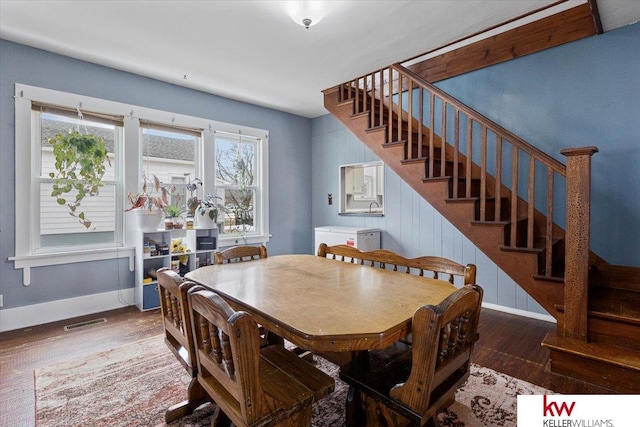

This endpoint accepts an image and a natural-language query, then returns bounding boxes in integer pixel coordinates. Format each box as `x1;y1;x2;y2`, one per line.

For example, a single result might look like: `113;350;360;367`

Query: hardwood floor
0;306;610;427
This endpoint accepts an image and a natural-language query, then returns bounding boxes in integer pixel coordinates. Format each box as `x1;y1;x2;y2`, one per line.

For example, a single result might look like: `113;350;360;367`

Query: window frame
213;132;266;242
33;110;124;251
11;84;270;285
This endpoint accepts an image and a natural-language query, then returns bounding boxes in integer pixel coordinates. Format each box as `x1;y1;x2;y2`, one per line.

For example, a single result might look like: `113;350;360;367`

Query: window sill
9;247;135;286
218;233;271;248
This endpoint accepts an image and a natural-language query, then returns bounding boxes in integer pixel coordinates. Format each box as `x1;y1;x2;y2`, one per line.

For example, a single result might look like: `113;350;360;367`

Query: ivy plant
48;130;111;229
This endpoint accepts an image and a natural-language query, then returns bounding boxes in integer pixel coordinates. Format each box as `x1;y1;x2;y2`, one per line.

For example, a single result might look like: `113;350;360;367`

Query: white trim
482;302;557;324
8;247;135;286
0;288;135;332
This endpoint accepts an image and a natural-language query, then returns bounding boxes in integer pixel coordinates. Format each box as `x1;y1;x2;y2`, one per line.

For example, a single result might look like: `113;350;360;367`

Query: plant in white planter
197;193;224;228
125;172;169;230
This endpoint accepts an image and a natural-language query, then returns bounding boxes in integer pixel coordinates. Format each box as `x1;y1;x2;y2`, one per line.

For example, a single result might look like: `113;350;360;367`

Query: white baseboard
0;288;135;333
482;302;557;323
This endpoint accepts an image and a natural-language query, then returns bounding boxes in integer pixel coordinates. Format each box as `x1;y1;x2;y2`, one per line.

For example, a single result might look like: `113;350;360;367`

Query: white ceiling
1;1;639;118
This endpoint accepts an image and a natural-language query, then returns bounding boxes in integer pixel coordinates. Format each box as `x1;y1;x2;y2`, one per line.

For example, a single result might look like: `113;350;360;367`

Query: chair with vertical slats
187;286;335;427
213;244;278;347
317;243;476;285
339;284;484;427
214;244;267;264
156;268;209;422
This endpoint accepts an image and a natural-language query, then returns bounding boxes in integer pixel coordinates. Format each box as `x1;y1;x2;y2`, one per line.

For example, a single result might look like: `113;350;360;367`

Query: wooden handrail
393;64;566;175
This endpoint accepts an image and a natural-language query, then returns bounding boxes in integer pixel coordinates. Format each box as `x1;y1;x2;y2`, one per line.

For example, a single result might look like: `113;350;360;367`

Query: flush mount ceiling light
281;1;331;29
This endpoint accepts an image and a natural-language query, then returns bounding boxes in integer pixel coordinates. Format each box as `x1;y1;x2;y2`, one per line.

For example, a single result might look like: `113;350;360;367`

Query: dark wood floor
0;306;610;426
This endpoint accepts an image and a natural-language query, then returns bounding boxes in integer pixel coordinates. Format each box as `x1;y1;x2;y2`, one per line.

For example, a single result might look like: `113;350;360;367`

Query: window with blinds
34;107;123;250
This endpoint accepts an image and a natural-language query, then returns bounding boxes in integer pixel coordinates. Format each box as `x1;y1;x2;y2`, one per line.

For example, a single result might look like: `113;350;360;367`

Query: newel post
560;146;598;341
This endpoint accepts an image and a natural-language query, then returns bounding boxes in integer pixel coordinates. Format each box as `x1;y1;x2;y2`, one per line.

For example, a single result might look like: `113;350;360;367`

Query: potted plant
47;130;110;229
196;193;224;229
125;172;169;231
163;203;186;230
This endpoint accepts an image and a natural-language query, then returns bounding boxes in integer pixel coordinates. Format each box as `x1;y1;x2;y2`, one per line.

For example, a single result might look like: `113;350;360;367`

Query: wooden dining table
185;254;457;354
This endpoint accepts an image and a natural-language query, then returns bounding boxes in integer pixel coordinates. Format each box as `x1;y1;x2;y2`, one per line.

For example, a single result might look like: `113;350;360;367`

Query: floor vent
63;317;107;331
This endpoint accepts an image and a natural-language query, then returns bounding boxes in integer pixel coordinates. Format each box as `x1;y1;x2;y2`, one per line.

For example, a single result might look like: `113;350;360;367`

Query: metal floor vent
63;317;107;331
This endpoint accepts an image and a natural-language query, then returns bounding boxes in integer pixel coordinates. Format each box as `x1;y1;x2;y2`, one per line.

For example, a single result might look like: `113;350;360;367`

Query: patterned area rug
34;335;552;426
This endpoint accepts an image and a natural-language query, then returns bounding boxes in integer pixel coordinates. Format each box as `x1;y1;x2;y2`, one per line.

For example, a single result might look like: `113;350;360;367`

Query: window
36;110;122;251
141;122;198;209
12;84;269;285
215;133;262;238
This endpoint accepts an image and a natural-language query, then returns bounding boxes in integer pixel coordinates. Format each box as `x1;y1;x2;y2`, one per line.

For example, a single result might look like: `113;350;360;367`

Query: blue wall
0;39;312;310
311;22;640;315
436;23;640;267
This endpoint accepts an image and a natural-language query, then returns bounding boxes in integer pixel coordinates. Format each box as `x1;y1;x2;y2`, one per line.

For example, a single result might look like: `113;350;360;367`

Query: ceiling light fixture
281;1;330;29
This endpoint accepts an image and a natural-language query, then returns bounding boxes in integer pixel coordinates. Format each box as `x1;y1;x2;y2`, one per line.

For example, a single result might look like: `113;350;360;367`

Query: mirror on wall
339;161;384;216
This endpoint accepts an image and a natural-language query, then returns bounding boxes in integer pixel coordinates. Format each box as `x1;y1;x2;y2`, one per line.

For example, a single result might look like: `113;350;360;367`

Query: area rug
35;335;552;426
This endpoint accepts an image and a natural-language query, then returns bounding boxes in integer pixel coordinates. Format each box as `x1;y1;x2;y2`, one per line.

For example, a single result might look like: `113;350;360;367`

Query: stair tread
382;141;405;148
471;220;510;226
500;245;543;254
533;274;565;283
351;110;370;119
446;197;480;203
542;332;640;371
366;124;387;133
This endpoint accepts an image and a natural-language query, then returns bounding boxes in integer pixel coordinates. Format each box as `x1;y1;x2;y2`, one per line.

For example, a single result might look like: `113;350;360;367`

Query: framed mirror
339;161;384;216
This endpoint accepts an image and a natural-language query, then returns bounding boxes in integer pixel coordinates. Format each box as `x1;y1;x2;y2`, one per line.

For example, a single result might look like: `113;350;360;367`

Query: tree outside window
215;134;258;236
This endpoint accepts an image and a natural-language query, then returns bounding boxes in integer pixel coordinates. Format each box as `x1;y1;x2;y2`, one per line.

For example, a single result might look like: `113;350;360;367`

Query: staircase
323;63;640;392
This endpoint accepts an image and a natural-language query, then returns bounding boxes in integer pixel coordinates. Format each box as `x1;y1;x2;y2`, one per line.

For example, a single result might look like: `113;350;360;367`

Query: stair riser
448;179;481;199
556;313;640;351
474;198;509;222
547;348;640;393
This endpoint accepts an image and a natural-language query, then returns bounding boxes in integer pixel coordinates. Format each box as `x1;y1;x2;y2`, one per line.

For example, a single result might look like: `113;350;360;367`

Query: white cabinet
314;226;380;254
135;226;218;311
345;167;365;194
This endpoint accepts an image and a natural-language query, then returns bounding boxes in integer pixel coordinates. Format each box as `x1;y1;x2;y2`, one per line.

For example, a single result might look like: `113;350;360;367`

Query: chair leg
164;377;210;423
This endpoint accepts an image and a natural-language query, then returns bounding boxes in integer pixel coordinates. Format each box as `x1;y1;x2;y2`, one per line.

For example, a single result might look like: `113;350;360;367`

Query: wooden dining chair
318;243;476;285
214;244;267;264
187;286;335;427
339;284;484;427
213;244;279;347
156;268;210;422
399;257;476;346
404;255;477;286
318;243;412;270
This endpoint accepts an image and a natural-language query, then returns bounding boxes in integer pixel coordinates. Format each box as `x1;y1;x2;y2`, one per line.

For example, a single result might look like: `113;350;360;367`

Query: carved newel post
560;146;598;341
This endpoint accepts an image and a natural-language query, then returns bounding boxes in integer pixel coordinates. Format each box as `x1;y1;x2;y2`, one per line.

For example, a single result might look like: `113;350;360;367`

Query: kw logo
543;395;576;417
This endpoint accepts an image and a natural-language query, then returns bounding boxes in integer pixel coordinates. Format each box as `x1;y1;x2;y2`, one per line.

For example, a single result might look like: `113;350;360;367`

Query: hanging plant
48;130;111;229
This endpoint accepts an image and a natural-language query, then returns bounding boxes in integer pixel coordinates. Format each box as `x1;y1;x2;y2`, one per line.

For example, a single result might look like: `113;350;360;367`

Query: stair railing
339;63;567;278
334;63;598;338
